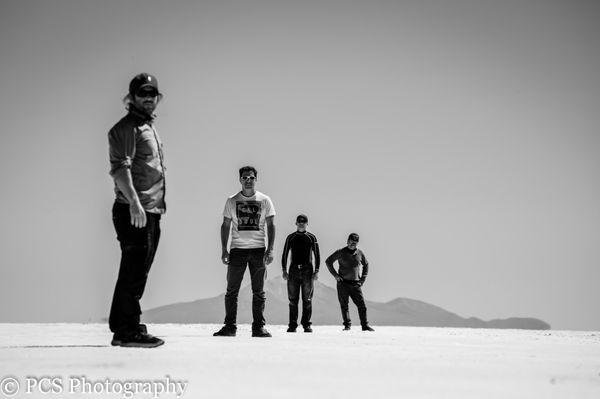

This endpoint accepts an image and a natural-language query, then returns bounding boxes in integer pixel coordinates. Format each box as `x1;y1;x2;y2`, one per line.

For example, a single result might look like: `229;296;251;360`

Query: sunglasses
136;90;158;98
241;176;256;181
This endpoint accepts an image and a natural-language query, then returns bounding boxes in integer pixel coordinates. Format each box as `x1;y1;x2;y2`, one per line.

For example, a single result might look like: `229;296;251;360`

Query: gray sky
0;0;599;330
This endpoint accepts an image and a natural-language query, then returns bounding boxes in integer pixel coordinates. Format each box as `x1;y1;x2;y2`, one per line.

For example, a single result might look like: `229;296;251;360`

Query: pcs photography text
0;375;187;398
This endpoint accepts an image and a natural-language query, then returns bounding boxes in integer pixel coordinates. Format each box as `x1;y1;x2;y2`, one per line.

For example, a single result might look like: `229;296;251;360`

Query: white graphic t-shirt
223;191;276;249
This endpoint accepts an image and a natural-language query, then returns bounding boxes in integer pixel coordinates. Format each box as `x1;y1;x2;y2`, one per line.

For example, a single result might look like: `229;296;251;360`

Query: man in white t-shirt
214;166;276;337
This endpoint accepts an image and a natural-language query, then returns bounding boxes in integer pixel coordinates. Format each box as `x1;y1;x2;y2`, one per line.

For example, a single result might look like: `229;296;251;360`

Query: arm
325;251;342;281
281;234;291;279
264;215;276;265
109;126;146;228
112;168;146;228
359;251;369;285
312;237;321;272
312;234;321;280
221;217;232;265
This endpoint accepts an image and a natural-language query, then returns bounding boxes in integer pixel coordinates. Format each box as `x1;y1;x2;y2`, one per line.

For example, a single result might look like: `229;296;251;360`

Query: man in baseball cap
107;72;167;347
281;214;321;332
325;232;374;331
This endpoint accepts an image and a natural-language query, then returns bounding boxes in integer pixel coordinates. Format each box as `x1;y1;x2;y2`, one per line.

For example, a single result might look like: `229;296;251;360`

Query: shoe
362;325;375;331
111;332;164;348
343;326;351;331
110;323;148;344
303;326;313;333
213;325;237;337
287;326;297;333
252;327;272;337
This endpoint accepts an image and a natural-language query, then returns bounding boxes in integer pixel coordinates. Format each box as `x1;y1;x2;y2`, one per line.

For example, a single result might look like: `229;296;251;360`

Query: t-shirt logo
236;201;262;231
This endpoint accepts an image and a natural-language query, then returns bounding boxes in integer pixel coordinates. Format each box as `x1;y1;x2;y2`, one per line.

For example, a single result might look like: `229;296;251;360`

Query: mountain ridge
142;278;550;330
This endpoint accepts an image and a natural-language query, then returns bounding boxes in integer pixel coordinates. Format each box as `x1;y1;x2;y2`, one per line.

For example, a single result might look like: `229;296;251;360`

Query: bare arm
113;168;146;228
221;217;232;265
264;216;275;265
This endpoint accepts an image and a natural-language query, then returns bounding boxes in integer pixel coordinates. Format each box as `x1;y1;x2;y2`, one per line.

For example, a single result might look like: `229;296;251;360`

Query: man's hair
239;165;258;178
122;93;164;110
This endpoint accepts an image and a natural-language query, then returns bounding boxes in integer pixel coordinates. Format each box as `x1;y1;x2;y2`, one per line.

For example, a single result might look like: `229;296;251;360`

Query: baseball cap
296;214;308;223
129;73;160;96
348;233;360;242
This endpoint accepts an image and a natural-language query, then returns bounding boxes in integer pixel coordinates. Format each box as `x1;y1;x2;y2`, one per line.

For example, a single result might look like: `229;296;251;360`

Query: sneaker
213;325;237;337
303;326;313;333
343;326;351;331
111;332;164;348
137;324;148;334
362;325;375;331
252;327;272;337
287;326;297;333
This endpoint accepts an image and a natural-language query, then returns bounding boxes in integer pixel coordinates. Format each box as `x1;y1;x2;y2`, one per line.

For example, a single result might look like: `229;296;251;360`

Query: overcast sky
0;0;599;330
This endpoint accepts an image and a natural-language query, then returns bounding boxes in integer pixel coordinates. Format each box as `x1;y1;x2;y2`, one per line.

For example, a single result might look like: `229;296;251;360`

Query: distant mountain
142;277;550;330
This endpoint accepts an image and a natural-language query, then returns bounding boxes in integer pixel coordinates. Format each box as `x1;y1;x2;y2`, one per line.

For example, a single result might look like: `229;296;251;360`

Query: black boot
252;327;272;337
213;325;237;337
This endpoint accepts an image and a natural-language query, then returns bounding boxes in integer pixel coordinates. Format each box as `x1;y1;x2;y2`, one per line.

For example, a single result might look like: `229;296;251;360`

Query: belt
291;264;312;270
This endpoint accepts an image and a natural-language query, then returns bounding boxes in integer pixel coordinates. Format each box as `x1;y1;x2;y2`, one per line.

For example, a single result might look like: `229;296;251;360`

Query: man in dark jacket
107;73;166;347
282;214;320;333
325;233;374;331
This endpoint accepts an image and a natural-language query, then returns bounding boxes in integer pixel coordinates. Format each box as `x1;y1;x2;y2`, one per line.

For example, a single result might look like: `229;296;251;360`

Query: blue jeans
287;265;315;328
109;202;161;335
224;248;266;330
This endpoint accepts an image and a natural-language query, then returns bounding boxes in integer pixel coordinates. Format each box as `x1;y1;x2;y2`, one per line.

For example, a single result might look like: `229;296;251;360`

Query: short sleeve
222;197;234;219
108;125;135;176
264;196;276;217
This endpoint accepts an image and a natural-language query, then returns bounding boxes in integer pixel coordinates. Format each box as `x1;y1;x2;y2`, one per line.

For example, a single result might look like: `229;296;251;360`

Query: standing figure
282;214;320;333
325;233;374;331
108;73;166;347
214;166;276;337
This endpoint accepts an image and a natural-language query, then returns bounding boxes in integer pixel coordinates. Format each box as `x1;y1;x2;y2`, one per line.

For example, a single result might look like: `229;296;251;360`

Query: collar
240;190;256;198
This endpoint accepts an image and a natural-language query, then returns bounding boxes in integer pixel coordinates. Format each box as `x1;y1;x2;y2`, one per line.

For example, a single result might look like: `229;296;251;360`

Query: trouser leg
287;271;301;329
248;248;267;330
224;249;247;327
300;268;314;328
109;203;161;335
337;281;351;327
349;284;369;327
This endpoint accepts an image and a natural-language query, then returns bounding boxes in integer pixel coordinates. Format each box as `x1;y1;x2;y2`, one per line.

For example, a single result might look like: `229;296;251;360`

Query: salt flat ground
0;324;599;399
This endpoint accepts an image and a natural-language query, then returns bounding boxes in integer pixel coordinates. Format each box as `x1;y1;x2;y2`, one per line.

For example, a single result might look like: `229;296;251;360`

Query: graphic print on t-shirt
236;201;262;231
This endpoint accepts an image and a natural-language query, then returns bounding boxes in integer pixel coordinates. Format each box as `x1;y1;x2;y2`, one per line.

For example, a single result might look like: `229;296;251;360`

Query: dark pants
109;202;161;336
287;265;315;328
224;247;266;330
337;280;368;328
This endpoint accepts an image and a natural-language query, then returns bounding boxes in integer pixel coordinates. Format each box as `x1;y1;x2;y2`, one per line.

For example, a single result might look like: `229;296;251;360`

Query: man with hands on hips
325;233;374;332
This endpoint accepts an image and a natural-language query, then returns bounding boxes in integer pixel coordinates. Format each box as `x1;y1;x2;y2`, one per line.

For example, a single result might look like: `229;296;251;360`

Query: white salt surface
0;324;599;399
